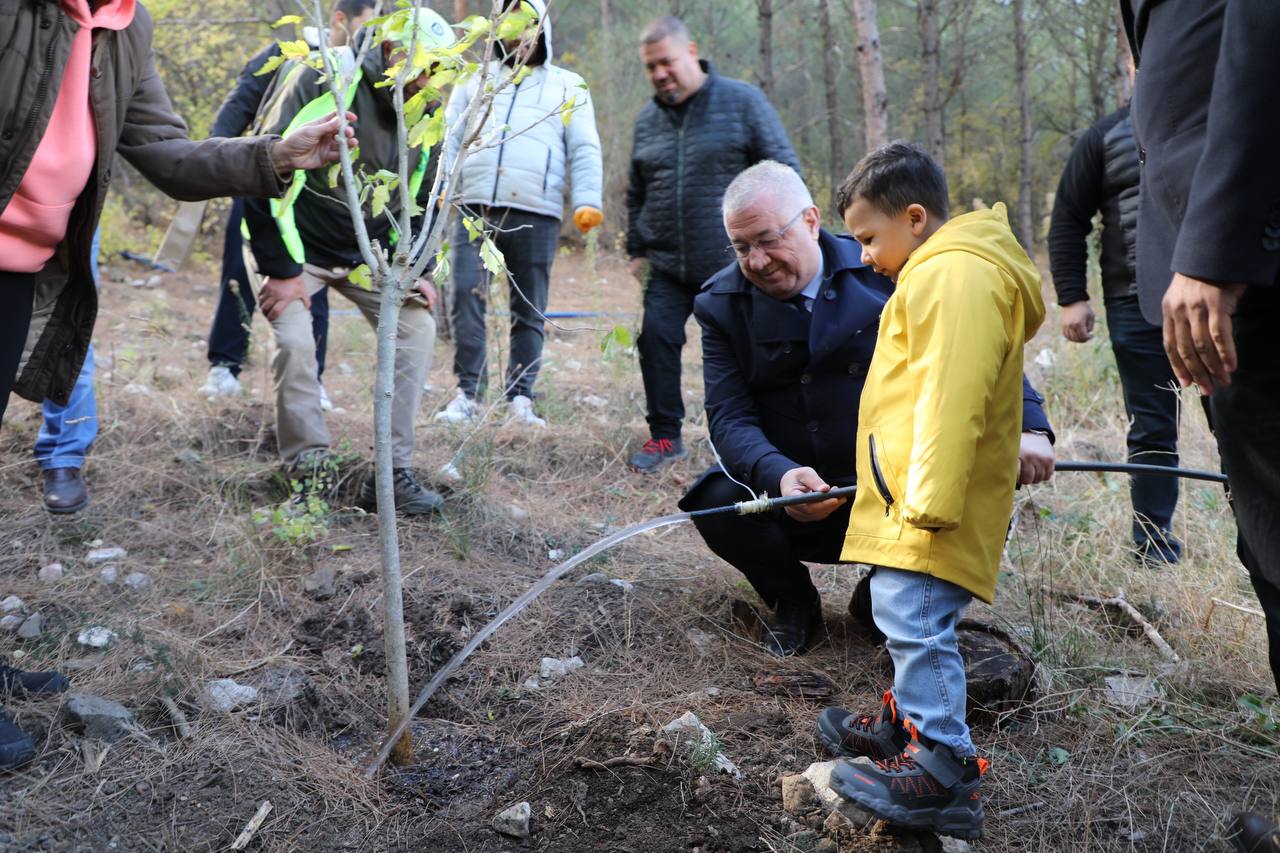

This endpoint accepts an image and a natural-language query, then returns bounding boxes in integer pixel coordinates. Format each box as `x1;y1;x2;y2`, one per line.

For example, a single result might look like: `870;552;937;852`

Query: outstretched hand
270;111;359;177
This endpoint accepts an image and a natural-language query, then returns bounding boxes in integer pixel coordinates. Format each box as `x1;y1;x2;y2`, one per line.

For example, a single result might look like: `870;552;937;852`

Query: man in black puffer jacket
1048;104;1182;565
625;15;801;472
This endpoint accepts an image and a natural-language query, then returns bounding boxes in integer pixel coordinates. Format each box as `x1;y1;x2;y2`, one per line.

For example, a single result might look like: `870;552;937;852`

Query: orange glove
573;205;603;234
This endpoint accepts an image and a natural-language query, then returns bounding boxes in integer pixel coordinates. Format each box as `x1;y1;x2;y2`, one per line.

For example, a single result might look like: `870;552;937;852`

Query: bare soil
0;243;1277;852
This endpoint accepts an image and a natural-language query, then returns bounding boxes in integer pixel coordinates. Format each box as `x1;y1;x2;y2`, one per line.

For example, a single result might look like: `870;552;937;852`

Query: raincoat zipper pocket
868;433;895;518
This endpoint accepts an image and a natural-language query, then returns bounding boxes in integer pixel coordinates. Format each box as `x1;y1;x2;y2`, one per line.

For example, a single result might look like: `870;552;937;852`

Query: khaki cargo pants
245;249;435;469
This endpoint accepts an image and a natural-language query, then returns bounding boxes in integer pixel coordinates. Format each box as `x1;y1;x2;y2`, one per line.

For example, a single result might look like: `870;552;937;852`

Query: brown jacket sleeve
114;41;287;201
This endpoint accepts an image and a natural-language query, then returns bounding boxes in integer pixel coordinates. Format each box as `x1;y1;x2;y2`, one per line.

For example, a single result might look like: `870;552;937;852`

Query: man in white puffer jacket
439;0;604;426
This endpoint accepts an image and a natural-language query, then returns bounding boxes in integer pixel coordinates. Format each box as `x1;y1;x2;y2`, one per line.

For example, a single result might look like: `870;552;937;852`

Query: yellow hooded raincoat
840;203;1045;603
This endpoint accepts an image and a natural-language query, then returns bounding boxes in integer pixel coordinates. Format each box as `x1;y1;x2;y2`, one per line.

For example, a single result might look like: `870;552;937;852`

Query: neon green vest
245;62;430;264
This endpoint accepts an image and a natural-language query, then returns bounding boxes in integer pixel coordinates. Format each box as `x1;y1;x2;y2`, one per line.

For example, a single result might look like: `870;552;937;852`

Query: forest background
108;0;1131;260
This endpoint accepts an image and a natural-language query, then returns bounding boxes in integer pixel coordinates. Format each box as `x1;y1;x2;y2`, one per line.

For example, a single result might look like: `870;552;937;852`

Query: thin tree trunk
453;0;468;21
818;0;843;212
1114;9;1135;107
1013;0;1034;250
757;0;775;99
918;0;944;167
852;0;888;152
600;0;611;37
374;277;413;766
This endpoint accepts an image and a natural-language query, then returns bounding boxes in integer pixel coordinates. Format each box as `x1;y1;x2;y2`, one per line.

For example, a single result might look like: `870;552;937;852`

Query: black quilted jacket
625;61;801;285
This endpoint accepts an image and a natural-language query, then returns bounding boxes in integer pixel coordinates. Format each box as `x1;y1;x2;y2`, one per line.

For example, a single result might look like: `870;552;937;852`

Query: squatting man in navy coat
678;161;1056;656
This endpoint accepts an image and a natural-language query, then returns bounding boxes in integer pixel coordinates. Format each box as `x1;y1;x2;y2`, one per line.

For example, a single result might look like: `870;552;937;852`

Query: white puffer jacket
443;1;602;220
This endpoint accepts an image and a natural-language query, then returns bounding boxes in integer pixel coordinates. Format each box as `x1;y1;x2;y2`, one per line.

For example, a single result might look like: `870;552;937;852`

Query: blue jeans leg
870;566;975;757
36;230;100;470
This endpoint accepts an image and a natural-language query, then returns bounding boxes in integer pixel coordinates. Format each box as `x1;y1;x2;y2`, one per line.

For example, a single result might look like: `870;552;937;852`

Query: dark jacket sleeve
114;35;285;201
1021;375;1054;443
1171;3;1280;287
745;90;801;177
210;42;282;139
242;61;323;279
1047;123;1104;306
625;119;647;259
696;298;797;496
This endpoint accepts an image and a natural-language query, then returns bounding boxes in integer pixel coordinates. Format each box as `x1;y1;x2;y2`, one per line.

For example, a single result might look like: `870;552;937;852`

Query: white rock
87;547;127;565
1;595;24;613
99;565;119;585
199;678;259;713
1034;348;1056;369
580;394;607;408
578;572;610;585
123;572;152;590
123;382;150;395
439;462;463;482
685;627;715;656
547;549;564;562
338;362;353;375
521;676;542;691
565;359;583;371
1102;674;1161;710
941;838;973;852
800;760;876;828
659;711;741;778
38;562;64;583
538;656;585;680
508;504;529;521
492;801;531;839
77;626;118;648
0;615;23;632
609;578;634;593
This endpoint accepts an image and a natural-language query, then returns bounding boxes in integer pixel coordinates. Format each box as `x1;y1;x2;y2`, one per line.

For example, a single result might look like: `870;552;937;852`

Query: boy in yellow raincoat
822;142;1045;840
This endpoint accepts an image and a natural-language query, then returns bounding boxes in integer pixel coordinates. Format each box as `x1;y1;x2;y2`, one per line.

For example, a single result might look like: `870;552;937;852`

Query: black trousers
1208;285;1280;693
0;271;36;426
450;207;559;400
207;198;330;377
637;267;702;441
1106;296;1181;550
683;468;852;608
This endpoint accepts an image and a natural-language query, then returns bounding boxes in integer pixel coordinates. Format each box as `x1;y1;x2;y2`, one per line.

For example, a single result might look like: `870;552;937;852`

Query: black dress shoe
764;598;823;656
0;665;70;697
0;708;35;769
1230;812;1280;853
43;467;88;514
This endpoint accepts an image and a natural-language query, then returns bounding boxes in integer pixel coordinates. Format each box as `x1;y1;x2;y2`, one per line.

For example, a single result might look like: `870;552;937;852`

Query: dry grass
0;244;1276;852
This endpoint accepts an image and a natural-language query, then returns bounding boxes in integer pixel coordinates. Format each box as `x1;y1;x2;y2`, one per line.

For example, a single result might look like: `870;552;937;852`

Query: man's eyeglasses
727;208;808;259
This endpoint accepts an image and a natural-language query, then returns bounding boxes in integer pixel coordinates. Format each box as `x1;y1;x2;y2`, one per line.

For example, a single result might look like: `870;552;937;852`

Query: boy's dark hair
836;140;950;221
334;0;376;17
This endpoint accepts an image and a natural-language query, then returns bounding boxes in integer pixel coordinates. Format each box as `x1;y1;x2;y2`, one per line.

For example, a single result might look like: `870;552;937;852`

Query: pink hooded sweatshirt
0;0;136;273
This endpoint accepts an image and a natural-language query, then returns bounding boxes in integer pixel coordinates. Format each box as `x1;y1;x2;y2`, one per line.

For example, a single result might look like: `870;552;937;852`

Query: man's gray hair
640;16;690;46
722;161;814;219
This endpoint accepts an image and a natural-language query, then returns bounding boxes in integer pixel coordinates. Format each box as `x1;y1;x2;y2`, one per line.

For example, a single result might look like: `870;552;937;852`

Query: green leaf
434;243;451;283
371;184;390;218
408;108;445;150
463;216;483;242
1047;747;1070;766
496;5;536;40
349;264;373;290
331;544;353;552
272;14;302;27
253;54;287;77
479;236;505;275
561;95;577;127
600;324;634;356
278;39;311;61
326;163;341;189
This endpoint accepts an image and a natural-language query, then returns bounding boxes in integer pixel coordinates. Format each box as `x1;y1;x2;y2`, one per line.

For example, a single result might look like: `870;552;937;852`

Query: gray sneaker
361;468;444;515
628;437;687;472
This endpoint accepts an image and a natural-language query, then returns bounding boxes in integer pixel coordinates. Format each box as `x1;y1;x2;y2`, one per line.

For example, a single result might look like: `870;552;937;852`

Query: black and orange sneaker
816;690;909;760
628;437;687;472
830;726;988;840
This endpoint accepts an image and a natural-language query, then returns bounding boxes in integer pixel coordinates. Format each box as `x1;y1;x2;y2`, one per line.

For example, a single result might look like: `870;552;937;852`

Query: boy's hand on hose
780;466;846;522
413;278;437;310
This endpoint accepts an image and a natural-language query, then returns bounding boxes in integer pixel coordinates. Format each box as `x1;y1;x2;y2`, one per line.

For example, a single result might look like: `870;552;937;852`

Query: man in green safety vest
242;8;455;514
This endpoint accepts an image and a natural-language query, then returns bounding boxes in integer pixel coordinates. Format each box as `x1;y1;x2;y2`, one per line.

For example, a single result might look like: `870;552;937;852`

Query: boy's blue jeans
870;566;976;758
35;232;99;470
